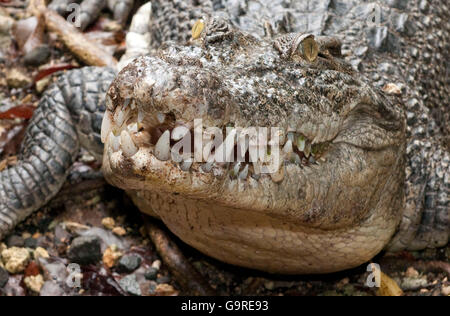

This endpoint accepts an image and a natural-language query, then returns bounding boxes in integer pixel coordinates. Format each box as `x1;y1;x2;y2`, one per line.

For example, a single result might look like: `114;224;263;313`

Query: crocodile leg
0;67;115;240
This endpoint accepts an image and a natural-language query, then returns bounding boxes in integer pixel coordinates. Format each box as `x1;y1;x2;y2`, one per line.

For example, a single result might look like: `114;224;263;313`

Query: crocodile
0;0;448;274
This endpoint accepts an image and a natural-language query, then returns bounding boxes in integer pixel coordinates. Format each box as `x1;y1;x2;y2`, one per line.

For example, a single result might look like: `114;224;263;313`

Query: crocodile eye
274;33;319;62
191;19;205;40
294;34;319;62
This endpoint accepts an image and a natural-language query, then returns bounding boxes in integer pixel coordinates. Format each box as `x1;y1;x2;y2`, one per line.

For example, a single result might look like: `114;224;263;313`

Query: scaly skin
0;0;448;274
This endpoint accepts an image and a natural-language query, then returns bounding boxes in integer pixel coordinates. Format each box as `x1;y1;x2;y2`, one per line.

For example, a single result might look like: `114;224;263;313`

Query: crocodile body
0;0;448;274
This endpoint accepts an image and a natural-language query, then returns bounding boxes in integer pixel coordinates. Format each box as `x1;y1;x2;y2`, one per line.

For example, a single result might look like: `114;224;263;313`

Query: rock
6;69;32;89
34;247;49;260
155;283;178;296
1;247;31;274
67;236;102;265
40;280;65;296
23;45;50;66
0;266;9;288
383;83;402;95
378;62;394;75
117;254;142;273
102;245;122;268
24;274;44;293
101;217;116;230
35;77;51;94
38;258;68;283
6;235;25;248
405;267;419;278
119;274;142;296
354;46;368;57
24;238;38;249
151;260;161;270
144;267;158;281
0;14;14;34
400;277;428;291
442;285;450;296
112;227;126;236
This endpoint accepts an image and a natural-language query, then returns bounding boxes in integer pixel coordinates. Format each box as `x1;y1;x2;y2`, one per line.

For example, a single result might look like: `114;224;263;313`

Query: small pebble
0;266;9;288
67;236;102;265
144;267;158;281
24;238;38;249
151;260;161;270
1;247;31;274
119;274;142;296
112;227;126;236
441;285;450;296
24;274;44;293
405;267;419;278
6;69;32;88
6;235;24;248
34;247;49;260
40;281;65;296
101;217;116;230
102;245;122;268
117;254;142;273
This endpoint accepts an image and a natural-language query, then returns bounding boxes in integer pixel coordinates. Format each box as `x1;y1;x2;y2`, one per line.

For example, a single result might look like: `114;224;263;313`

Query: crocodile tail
0;67;115;240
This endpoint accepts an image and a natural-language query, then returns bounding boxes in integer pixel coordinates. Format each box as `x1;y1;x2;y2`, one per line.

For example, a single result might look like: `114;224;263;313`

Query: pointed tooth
239;164;249;179
120;130;138;157
115;109;125;127
106;95;114;111
157;113;166;124
127;123;138;134
230;163;240;178
180;160;192;171
287;132;294;142
282;139;293;154
155;130;171;161
138;110;144;123
123;98;131;109
101;112;113;143
270;165;285;183
304;141;311;157
111;133;120;152
202;162;213;172
296;135;306;152
172;126;189;141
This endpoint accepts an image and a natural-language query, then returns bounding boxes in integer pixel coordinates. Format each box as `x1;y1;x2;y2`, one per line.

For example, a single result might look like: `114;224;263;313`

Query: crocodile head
101;17;406;274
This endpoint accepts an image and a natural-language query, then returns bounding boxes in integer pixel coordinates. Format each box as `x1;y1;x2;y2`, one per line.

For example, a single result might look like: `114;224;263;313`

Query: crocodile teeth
282;139;293;154
296;135;306;152
127;123;138;134
180;160;192;171
115;108;125;127
202;162;213;172
120;130;138;157
172;126;189;141
157;113;166;124
304;141;311;158
155;130;171;161
239;164;249;179
101;112;112;143
138;110;144;123
111;133;120;152
270;165;285;183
